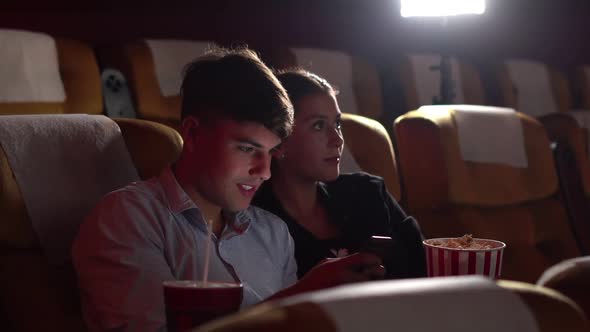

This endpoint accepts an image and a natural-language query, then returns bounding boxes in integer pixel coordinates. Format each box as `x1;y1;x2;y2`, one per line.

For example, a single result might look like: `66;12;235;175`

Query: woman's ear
180;116;200;152
272;144;287;161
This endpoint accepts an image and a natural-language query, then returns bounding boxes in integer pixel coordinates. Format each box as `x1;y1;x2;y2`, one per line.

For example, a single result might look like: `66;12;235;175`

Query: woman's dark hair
181;47;293;139
276;69;337;114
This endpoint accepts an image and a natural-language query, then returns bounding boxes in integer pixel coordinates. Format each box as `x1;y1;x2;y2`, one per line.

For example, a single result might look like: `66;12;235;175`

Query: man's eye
238;146;254;153
335;119;342;130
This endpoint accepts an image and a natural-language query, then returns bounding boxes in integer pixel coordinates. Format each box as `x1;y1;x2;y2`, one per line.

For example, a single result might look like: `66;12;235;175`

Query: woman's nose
330;128;344;147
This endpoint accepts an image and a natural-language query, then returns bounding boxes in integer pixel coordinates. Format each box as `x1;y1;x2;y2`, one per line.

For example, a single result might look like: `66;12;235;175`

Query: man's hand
266;252;385;302
297;252;386;292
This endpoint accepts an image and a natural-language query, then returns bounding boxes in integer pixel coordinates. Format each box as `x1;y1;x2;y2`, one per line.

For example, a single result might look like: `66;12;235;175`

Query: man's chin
227;200;252;212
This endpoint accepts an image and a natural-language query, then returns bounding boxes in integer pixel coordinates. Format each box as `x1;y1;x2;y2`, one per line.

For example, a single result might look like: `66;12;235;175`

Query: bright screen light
401;0;486;17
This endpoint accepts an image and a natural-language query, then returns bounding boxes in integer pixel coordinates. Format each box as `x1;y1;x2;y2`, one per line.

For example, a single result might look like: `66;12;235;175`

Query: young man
72;48;384;332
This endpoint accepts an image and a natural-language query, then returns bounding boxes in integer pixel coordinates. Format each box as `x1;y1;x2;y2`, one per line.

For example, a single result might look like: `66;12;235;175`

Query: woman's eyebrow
302;114;329;122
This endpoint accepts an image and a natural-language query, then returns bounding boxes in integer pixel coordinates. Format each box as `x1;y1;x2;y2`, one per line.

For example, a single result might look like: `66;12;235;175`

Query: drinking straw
202;219;213;286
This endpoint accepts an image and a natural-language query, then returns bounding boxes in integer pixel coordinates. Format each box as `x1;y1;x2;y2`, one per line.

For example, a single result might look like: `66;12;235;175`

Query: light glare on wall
401;0;486;17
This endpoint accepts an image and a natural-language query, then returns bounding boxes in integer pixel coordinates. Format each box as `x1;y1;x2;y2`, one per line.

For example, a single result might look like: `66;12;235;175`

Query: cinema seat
195;276;588;332
497;59;571;116
0;115;182;332
537;256;590;320
100;39;215;128
289;47;385;122
395;53;484;110
341;113;400;199
0;29;102;115
394;105;581;283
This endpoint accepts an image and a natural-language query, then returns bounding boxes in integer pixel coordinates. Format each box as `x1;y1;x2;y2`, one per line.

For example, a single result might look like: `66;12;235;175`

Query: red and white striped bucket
423;238;506;278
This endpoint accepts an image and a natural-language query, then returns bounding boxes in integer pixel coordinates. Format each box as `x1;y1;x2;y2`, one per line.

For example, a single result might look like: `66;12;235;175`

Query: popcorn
430;234;493;250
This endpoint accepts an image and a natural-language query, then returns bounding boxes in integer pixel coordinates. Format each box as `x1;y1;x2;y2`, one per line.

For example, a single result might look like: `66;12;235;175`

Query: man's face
186;117;281;212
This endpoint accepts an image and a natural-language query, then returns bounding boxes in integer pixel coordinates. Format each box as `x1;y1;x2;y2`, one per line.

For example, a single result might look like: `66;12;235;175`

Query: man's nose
249;152;272;181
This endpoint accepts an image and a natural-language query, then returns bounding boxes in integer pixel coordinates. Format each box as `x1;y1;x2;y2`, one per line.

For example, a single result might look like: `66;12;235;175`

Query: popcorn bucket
423;237;506;278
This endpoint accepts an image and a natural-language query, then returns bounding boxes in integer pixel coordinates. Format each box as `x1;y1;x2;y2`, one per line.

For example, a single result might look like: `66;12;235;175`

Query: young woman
253;69;426;279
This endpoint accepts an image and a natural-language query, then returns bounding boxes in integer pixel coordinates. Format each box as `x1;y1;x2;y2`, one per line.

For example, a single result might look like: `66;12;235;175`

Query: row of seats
193;276;590;332
2;113;588;332
1;28;590;331
1;27;589;282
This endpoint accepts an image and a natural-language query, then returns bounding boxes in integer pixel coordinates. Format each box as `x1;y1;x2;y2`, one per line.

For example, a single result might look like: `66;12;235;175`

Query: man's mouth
239;184;256;191
237;183;258;197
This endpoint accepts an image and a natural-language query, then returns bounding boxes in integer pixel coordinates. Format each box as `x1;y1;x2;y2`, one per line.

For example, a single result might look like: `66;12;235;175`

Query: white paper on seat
420;105;528;168
292;48;359;115
0;115;139;265
0;29;66;102
282;276;539;332
567;110;590;159
146;39;214;97
409;54;465;106
537;256;590;285
506;60;557;116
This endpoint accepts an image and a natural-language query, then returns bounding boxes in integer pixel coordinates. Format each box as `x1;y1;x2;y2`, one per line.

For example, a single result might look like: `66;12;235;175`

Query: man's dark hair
276;69;337;114
181;47;293;139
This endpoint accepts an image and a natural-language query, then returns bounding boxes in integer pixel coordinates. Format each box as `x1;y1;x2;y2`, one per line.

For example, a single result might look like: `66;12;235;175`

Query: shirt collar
158;167;197;215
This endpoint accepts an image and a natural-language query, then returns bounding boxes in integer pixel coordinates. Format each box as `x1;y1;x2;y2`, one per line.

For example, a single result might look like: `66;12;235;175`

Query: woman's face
279;92;344;182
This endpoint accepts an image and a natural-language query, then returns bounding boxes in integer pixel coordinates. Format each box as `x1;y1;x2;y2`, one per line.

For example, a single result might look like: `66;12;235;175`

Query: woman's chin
319;170;340;182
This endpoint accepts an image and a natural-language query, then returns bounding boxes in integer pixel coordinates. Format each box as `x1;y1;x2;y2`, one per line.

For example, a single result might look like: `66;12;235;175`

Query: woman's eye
238;146;254;153
313;121;325;130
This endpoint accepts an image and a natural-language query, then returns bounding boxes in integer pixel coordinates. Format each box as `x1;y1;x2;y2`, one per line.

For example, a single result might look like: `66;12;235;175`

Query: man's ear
180;116;200;152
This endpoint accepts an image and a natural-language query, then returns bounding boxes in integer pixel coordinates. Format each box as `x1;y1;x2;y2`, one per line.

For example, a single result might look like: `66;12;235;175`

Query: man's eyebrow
234;138;263;148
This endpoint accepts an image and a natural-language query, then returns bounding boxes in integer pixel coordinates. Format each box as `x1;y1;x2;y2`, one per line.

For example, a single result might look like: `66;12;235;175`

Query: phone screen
361;235;394;262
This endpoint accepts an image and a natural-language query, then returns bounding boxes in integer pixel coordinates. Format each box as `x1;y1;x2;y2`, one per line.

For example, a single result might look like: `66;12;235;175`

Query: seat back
100;39;215;128
394;105;581;282
0;115;182;331
537;256;590;320
499;280;589;332
195;276;541;332
574;66;590;110
396;54;484;110
341;113;400;199
499;60;571;116
0;29;102;115
537;112;590;254
289;47;384;122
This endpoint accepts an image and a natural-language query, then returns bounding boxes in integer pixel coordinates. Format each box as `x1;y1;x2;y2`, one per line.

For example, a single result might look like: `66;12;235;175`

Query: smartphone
360;235;394;262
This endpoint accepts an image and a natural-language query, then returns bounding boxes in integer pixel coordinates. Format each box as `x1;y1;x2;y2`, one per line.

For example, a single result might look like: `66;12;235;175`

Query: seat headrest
145;39;214;97
395;105;557;206
341;113;400;199
279;276;538;332
501;279;590;332
0;29;65;103
291;48;358;113
567;111;590;157
105;39;215;127
505;60;558;117
425;105;527;168
407;54;465;106
0;29;102;116
0;114;139;264
538;256;590;286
